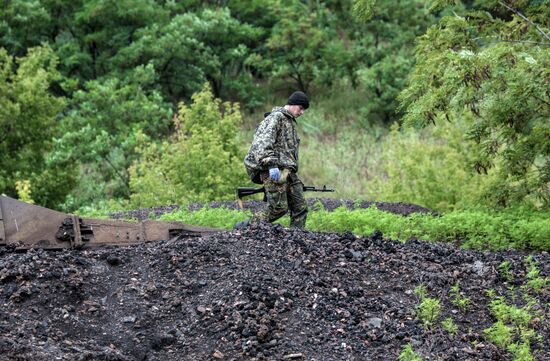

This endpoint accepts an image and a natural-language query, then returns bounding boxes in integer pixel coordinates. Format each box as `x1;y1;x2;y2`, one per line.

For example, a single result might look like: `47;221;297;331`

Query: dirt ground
1;201;549;361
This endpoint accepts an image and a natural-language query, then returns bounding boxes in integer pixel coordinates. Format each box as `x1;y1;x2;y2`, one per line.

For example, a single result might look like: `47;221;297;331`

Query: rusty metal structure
0;195;220;250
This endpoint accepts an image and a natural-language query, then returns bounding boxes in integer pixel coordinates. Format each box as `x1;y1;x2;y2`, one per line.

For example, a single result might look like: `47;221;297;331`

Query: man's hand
269;168;281;181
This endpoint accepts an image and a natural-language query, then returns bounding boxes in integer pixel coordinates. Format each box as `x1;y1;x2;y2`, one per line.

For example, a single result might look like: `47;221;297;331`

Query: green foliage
484;320;514;349
399;1;550;207
524;256;549;293
484;294;542;358
413;284;428;299
0;0;53;55
307;205;550;251
0;45;75;207
369;119;500;211
354;1;434;125
130;202;550;251
486;288;496;299
15;180;34;204
489;297;532;329
441;317;458;336
450;283;471;312
353;0;377;22
499;261;514;283
113;8;262;106
59;0;169;83
263;3;339;92
53;64;172;210
398;343;423;361
413;285;442;328
159;206;248;230
508;341;534;361
129;84;246;207
416;297;442;328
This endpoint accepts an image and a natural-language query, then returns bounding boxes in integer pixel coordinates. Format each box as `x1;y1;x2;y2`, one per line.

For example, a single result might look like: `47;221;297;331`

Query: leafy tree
112;8;262;105
68;0;168;81
0;0;168;85
353;0;434;125
0;0;52;56
263;2;345;93
399;0;550;207
0;45;74;207
129;84;245;207
53;64;172;210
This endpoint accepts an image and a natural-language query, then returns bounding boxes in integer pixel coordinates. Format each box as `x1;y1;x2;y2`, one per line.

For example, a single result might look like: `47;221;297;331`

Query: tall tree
112;8;261;105
353;0;434;125
399;0;550;206
51;64;172;209
264;2;341;93
0;46;73;207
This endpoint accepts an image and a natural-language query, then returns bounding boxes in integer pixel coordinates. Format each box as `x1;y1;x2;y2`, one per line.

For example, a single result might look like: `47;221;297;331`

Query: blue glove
269;167;281;181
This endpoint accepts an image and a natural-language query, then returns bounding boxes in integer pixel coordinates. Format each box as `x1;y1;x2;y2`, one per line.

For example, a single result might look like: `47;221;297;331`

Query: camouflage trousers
251;170;308;229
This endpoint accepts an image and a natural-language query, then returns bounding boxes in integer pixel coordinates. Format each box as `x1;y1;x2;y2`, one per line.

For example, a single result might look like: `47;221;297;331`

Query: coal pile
0;223;548;361
110;198;437;221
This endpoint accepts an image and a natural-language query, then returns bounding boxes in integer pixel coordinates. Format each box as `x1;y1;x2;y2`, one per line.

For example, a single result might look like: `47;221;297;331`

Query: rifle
236;185;334;209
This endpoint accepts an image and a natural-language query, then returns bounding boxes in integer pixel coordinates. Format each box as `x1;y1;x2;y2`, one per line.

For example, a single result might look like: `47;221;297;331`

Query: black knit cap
287;91;309;109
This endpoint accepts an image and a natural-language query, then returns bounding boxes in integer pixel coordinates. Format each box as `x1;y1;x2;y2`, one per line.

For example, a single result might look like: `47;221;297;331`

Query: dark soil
110;198;437;221
1;222;548;361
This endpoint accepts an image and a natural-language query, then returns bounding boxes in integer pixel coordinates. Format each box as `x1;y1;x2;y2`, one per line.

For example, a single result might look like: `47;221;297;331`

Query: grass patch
307;206;550;251
79;201;550;251
159;206;249;230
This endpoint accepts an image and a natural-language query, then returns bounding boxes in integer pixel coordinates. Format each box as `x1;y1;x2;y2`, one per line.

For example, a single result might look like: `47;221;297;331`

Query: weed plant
484;320;514;349
416;297;441;329
523;257;549;294
306;206;550;251
449;284;471;312
398;344;423;361
483;289;544;360
158;206;248;230
508;341;534;361
499;261;514;283
413;284;441;329
441;317;458;336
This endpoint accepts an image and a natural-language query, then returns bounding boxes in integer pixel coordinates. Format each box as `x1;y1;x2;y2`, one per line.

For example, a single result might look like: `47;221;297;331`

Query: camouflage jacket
244;107;300;183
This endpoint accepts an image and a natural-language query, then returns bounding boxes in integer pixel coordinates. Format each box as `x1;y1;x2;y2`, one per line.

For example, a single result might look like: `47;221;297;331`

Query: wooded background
1;0;548;212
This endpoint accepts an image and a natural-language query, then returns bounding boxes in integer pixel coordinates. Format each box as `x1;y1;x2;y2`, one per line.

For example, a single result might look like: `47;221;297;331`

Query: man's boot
233;219;251;229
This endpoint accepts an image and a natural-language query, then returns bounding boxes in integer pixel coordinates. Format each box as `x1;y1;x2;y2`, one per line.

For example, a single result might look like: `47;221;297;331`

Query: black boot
233;219;251;230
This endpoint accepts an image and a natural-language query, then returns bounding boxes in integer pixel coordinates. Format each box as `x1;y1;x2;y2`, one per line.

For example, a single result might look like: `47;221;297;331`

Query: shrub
129;84;248;207
369;119;500;212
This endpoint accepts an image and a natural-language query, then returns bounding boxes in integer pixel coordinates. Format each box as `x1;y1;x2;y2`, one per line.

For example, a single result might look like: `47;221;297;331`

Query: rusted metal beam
0;195;220;250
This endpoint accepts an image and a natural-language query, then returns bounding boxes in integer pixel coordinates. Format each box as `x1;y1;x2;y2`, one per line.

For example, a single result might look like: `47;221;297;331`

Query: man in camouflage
240;91;310;229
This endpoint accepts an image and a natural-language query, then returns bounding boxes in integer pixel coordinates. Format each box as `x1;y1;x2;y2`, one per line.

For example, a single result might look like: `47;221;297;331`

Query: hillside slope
0;223;548;360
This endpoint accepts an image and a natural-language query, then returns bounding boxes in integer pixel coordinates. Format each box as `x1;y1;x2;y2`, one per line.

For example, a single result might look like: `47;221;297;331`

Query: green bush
129;84;248;207
0;45;75;208
368;119;501;212
441;317;458;336
416;297;441;328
